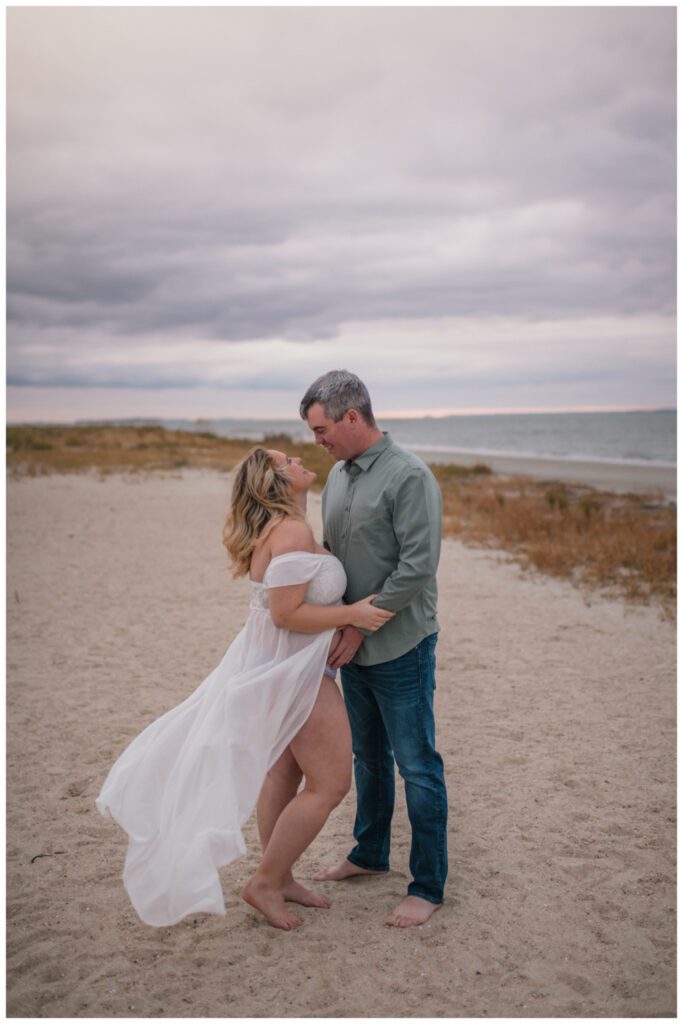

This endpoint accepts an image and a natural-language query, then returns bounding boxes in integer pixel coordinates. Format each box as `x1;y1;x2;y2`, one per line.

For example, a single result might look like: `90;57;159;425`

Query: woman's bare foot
314;858;387;882
242;877;304;931
385;895;442;928
283;878;331;908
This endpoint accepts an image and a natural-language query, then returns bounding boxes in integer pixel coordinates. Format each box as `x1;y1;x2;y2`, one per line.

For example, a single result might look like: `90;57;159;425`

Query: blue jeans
340;633;448;904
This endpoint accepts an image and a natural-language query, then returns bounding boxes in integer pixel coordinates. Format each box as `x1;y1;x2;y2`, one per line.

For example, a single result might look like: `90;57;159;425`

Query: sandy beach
6;469;676;1018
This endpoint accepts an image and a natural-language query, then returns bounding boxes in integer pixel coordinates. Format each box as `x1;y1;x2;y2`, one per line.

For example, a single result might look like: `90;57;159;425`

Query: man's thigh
341;663;391;754
361;635;439;760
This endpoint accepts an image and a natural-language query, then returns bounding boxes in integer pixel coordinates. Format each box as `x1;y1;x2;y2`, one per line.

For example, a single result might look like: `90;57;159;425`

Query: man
299;369;448;928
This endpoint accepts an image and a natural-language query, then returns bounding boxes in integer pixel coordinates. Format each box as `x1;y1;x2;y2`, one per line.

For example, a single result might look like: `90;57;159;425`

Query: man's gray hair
299;370;376;426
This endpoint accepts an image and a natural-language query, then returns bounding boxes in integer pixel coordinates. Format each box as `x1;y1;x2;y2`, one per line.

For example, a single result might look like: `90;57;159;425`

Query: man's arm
371;468;442;612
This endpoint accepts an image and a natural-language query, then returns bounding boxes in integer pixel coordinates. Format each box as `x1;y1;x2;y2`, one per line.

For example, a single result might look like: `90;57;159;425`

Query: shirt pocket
349;494;397;548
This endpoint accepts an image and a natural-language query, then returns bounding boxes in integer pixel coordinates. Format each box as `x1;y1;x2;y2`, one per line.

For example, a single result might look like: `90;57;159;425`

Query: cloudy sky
7;7;676;422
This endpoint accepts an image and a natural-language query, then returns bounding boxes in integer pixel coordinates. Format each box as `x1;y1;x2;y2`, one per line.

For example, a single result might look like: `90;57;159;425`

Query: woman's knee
329;764;352;808
336;766;353;804
309;769;351;811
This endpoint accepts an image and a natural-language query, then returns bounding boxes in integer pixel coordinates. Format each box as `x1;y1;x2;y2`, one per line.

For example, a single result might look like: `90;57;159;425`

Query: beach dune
6;470;676;1018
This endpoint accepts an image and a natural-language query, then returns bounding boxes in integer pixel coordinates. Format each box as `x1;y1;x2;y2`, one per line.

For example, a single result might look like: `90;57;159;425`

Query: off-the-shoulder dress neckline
249;548;332;585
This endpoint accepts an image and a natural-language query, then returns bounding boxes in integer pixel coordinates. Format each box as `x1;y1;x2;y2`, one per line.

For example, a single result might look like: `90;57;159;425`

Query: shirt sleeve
371;468;442;613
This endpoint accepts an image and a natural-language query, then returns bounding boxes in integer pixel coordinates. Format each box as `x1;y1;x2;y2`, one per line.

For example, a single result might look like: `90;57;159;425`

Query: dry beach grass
8;424;676;612
432;465;676;611
6;467;676;1017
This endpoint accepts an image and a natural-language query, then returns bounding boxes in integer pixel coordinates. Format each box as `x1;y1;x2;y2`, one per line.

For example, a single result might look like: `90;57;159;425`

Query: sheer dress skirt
96;552;347;926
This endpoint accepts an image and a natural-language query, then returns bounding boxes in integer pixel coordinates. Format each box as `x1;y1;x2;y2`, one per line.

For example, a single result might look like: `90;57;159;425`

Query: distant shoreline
6;416;677;498
411;446;677;498
7;424;675;608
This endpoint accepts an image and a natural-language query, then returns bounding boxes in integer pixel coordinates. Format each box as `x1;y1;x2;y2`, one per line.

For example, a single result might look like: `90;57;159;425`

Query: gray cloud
6;7;676;405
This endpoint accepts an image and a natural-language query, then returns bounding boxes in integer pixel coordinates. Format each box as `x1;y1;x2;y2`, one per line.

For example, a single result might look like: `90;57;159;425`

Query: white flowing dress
96;551;347;927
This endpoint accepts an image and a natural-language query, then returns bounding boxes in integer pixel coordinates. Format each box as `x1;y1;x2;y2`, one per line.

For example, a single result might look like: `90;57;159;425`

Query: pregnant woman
96;446;393;931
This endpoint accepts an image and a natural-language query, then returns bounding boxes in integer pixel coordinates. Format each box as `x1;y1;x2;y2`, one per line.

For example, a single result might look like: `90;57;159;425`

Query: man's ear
346;409;359;426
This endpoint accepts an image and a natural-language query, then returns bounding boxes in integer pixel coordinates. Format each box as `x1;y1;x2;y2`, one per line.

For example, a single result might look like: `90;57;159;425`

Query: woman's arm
266;519;394;634
269;582;391;633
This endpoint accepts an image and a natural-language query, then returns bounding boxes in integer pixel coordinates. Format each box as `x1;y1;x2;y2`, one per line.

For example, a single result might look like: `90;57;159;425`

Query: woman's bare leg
256;748;329;908
243;678;352;930
256;747;302;850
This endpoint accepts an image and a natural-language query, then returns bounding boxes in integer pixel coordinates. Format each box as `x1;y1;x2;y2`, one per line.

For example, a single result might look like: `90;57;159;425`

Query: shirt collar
343;432;392;474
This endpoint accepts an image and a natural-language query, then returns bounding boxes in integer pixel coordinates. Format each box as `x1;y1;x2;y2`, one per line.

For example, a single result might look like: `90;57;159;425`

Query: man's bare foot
385;895;442;928
282;878;331;908
242;877;303;931
314;858;387;882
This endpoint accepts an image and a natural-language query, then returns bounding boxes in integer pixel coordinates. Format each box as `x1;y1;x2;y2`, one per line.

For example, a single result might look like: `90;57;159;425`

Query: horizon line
5;403;676;427
374;404;676;418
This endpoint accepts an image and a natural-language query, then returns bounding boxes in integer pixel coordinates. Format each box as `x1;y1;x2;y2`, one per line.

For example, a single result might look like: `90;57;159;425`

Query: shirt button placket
341;478;354;558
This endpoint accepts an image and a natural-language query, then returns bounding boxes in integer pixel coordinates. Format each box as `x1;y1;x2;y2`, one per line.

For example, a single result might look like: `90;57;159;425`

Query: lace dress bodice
250;553;347;611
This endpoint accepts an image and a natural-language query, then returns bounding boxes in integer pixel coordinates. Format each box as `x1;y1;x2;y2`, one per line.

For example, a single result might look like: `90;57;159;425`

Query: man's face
305;402;360;462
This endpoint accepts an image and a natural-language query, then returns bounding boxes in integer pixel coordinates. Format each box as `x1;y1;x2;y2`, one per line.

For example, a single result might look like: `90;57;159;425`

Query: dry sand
6;470;676;1018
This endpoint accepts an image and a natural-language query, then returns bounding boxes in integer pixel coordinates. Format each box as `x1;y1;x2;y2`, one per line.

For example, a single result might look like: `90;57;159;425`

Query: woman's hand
327;626;364;668
348;595;395;632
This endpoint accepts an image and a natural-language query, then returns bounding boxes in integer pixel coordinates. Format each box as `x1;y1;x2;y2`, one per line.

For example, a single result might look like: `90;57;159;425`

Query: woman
96;446;393;931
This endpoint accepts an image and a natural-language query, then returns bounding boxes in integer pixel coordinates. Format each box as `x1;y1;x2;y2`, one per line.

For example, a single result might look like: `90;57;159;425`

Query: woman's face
267;449;316;494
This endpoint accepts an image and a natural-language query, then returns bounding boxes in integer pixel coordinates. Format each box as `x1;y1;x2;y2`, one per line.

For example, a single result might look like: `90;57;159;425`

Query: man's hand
327;626;364;668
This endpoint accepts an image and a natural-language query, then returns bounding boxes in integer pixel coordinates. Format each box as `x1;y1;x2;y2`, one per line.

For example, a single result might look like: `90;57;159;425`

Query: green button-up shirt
322;433;442;666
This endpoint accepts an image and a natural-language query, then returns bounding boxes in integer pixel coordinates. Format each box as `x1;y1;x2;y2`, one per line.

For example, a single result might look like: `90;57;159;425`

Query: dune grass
433;468;676;610
6;424;255;475
7;424;675;611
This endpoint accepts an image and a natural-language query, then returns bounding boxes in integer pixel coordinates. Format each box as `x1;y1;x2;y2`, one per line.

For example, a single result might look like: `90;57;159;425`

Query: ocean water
109;409;676;467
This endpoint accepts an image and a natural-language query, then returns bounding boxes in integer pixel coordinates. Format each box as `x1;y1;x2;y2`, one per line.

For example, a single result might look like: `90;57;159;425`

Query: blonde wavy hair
223;446;304;577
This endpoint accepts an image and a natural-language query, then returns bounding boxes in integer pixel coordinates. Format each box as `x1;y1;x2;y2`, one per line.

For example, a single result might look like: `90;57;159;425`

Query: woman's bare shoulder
269;517;315;556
